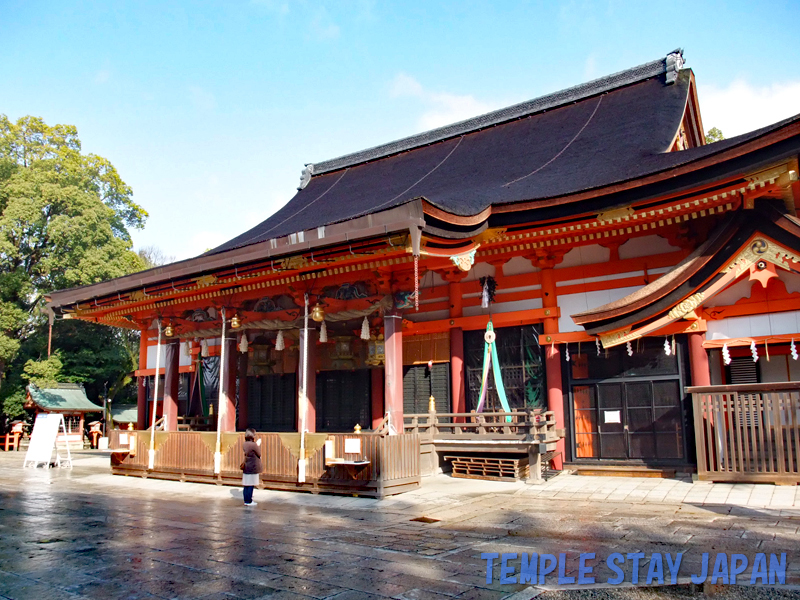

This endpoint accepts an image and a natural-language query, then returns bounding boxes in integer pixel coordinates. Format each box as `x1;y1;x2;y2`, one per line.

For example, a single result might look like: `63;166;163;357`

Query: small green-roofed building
110;406;138;426
25;383;102;448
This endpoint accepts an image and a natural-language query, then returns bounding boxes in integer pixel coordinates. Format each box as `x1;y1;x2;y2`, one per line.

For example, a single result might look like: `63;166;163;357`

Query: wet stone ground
0;452;799;599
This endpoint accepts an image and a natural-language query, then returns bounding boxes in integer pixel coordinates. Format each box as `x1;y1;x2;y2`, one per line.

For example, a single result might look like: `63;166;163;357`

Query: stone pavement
0;451;799;600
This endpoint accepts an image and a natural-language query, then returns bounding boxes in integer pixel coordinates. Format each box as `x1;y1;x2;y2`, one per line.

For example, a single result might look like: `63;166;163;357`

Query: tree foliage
0;115;148;422
705;127;725;144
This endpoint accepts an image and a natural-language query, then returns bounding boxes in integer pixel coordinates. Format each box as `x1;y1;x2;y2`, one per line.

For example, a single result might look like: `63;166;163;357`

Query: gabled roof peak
302;49;685;181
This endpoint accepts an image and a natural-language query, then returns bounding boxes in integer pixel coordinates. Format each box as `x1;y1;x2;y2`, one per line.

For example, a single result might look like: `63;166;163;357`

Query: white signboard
23;413;72;468
603;410;621;424
344;438;362;454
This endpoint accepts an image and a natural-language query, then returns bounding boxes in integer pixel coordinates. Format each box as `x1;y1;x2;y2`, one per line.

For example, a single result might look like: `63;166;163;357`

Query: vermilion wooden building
48;50;800;486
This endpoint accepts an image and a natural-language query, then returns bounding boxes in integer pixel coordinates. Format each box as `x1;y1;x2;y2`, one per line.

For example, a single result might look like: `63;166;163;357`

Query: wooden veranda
109;429;421;498
688;382;800;484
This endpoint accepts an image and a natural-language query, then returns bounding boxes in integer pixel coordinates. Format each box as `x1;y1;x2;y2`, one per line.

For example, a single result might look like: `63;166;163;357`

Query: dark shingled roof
210;52;693;254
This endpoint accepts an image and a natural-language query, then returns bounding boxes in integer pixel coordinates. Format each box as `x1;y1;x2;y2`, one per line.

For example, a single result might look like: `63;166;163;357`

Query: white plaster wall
707;311;800;339
146;343;197;369
503;256;539;276
705;278;754;307
556;244;610;269
463;297;543;317
781;270;800;295
618;235;679;259
421;269;446;289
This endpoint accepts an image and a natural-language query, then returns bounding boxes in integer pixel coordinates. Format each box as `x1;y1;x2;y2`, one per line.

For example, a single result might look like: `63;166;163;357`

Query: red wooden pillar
541;266;565;469
384;310;404;433
136;332;148;430
163;340;180;431
688;331;711;387
297;328;317;433
237;348;249;431
450;328;466;414
219;337;238;432
448;280;466;415
371;368;384;429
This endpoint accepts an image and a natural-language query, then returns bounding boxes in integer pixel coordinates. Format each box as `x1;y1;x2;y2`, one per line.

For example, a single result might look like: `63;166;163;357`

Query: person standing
241;428;262;506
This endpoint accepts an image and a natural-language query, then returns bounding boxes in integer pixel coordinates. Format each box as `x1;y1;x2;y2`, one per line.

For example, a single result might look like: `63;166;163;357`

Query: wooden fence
108;430;420;498
404;408;560;441
688;382;800;484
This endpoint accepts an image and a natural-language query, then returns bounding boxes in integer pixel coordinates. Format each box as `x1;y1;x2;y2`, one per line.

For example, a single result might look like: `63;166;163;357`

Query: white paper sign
344;438;362;454
24;413;64;466
119;433;129;446
603;410;621;424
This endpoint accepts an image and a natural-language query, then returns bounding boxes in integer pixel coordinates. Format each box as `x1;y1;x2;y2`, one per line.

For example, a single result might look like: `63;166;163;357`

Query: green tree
705;127;725;144
0;115;147;420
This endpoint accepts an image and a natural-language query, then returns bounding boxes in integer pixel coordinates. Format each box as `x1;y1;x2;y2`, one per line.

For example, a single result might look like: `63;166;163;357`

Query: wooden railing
688;382;800;484
107;429;420;498
403;408;560;442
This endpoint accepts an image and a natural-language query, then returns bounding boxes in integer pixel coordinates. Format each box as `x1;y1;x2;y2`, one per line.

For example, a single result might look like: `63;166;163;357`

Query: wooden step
566;464;680;478
445;455;529;482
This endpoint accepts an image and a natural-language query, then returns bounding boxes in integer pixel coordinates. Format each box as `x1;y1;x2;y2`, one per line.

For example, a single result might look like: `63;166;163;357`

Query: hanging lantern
200;339;209;358
311;304;325;322
319;320;328;343
750;340;758;362
722;343;731;366
238;333;248;354
164;323;174;337
275;330;285;351
230;314;241;329
360;316;370;341
792;339;798;361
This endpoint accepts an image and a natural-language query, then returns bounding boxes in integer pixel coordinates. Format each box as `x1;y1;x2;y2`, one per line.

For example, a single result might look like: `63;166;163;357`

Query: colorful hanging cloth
475;321;512;421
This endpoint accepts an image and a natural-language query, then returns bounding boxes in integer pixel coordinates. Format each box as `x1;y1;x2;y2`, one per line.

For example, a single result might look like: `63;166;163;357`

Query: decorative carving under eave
280;255;309;270
129;290;146;302
187;308;215;322
597;206;634;223
394;291;414;310
599;327;634;349
667;292;705;321
723;237;800;277
450;249;476;272
195;274;217;287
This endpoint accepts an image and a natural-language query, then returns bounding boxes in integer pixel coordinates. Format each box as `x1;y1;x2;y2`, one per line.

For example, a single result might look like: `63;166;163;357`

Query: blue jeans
243;486;254;504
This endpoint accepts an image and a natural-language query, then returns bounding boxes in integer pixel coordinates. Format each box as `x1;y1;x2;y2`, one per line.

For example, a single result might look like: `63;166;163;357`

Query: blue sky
2;1;799;260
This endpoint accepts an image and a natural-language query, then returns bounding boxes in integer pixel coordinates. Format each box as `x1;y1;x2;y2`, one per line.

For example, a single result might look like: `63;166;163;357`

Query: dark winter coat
242;440;263;474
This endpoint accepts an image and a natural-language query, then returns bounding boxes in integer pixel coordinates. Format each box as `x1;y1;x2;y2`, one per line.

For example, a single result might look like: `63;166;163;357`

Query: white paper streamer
275;329;285;351
722;343;731;366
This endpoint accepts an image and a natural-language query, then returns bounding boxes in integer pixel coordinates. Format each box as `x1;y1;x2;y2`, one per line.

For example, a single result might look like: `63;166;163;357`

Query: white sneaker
244;502;258;506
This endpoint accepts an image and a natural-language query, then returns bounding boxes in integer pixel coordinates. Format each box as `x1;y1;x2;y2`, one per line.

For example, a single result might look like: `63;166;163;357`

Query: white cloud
388;73;498;131
699;79;800;138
